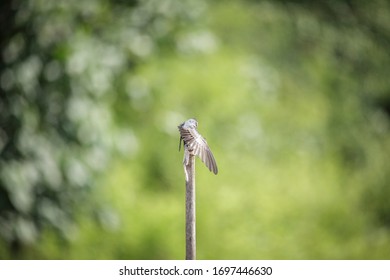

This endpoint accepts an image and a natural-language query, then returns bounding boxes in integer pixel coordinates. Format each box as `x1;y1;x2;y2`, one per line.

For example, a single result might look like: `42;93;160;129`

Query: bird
178;118;218;174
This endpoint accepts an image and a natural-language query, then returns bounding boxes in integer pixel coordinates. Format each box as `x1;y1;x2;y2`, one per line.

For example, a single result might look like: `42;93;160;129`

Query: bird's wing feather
185;127;218;174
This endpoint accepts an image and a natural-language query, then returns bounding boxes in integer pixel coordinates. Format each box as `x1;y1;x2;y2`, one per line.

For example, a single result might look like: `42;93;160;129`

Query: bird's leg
183;149;190;181
183;149;190;165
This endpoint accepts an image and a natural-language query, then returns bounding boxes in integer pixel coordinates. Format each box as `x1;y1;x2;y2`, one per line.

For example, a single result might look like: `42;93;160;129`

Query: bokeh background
1;0;390;259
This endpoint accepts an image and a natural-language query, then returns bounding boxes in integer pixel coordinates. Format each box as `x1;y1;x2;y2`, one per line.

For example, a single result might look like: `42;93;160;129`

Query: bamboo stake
184;154;196;260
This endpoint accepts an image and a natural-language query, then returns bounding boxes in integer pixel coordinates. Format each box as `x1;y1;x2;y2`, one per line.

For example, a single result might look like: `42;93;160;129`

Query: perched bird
178;118;218;174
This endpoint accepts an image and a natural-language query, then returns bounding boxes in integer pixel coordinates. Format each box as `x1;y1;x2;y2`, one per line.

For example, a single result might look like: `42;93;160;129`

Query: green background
1;0;389;259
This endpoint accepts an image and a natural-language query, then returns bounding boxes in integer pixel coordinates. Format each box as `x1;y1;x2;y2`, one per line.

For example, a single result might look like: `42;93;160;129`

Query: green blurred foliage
1;0;390;259
0;0;204;257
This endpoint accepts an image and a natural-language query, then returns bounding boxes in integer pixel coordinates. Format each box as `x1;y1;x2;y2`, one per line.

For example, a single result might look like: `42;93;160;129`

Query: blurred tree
243;0;390;228
0;0;205;257
281;0;390;229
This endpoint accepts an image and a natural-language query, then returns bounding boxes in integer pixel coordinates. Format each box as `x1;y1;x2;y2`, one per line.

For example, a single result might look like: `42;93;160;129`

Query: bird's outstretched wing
178;125;218;174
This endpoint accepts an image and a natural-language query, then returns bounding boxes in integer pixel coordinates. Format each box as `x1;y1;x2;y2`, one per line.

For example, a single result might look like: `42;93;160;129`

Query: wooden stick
185;154;196;260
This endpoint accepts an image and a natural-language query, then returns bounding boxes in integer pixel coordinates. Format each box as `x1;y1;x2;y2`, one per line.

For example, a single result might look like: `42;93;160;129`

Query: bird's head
183;118;198;129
